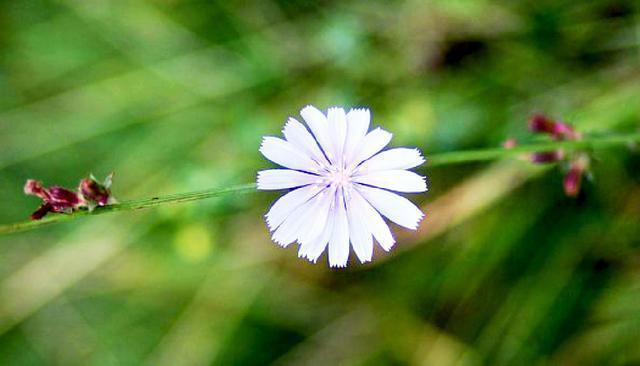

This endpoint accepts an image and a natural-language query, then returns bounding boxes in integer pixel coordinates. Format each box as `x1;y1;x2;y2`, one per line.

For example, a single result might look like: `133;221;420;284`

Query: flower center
325;166;352;187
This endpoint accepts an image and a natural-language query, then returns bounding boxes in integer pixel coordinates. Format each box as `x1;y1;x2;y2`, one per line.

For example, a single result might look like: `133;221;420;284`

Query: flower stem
427;133;640;167
0;183;257;235
0;132;638;235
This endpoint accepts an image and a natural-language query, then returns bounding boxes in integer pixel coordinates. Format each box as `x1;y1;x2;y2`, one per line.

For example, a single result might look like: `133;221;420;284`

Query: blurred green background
1;0;639;365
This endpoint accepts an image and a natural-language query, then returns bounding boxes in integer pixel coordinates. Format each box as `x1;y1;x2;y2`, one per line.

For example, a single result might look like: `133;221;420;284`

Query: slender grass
0;133;638;235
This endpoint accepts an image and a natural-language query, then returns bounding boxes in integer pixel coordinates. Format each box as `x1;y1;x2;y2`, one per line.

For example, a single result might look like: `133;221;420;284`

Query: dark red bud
564;157;589;197
30;203;53;220
24;178;93;220
24;180;48;199
46;186;84;210
530;151;564;164
553;122;579;140
529;114;579;140
564;167;582;197
529;114;557;135
79;178;111;206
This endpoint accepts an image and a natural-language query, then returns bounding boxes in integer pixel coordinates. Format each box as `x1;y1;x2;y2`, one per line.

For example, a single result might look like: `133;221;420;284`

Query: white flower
257;105;428;267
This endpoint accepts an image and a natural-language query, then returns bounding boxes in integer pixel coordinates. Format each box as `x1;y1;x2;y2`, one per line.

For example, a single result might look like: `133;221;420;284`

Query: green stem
427;133;640;167
0;183;256;235
0;133;638;235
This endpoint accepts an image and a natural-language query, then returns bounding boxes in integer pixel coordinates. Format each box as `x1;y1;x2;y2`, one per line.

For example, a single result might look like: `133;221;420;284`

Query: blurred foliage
1;0;639;365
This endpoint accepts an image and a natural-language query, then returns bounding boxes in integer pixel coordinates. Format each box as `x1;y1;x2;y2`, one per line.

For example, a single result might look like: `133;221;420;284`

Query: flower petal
282;117;330;167
300;105;334;162
272;190;326;247
356;148;425;173
326;107;347;164
265;184;322;230
351;188;395;251
299;201;335;262
346;189;374;263
353;170;427;193
259;136;319;172
271;199;311;247
356;184;424;230
328;189;350;268
348;128;392;168
298;186;335;246
257;169;319;190
343;108;370;164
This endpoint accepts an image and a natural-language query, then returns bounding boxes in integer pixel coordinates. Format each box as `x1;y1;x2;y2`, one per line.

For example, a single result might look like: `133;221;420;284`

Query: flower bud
47;186;84;211
530;151;564;164
529;114;579;140
564;166;582;197
79;174;112;206
553;121;579;140
30;203;53;220
24;179;85;219
564;156;589;197
24;180;47;199
529;114;557;135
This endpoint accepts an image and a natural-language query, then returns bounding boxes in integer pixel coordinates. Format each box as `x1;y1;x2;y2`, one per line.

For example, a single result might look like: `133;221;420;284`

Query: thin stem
427;133;640;167
0;133;638;235
0;183;257;235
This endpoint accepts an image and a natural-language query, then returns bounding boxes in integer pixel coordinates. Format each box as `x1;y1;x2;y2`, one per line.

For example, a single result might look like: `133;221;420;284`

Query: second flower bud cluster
506;114;590;197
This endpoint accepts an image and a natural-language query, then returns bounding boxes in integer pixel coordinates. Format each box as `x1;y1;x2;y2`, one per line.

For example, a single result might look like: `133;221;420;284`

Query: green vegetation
0;0;639;365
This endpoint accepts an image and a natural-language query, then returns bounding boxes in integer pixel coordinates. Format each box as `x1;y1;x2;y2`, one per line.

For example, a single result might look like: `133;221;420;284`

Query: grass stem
1;133;638;235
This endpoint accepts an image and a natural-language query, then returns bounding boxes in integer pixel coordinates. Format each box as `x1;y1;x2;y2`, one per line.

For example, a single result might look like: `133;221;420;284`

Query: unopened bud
24;179;85;219
79;174;113;206
529;114;557;135
564;156;589;197
529;114;579;140
30;203;53;220
530;151;564;164
46;186;84;211
553;121;579;140
24;180;47;198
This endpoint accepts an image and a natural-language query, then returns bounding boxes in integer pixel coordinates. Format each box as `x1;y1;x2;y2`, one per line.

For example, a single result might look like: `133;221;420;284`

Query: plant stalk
1;133;638;235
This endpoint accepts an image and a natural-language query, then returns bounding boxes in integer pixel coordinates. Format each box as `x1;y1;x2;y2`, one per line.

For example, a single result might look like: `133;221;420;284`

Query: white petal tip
298;250;320;264
300;105;319;115
380;241;396;252
374;128;393;141
274;239;290;248
256;173;267;190
282;118;297;132
407;214;425;231
306;255;321;264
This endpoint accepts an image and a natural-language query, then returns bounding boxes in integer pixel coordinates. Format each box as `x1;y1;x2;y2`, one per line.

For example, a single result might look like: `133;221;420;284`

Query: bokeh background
1;0;640;365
